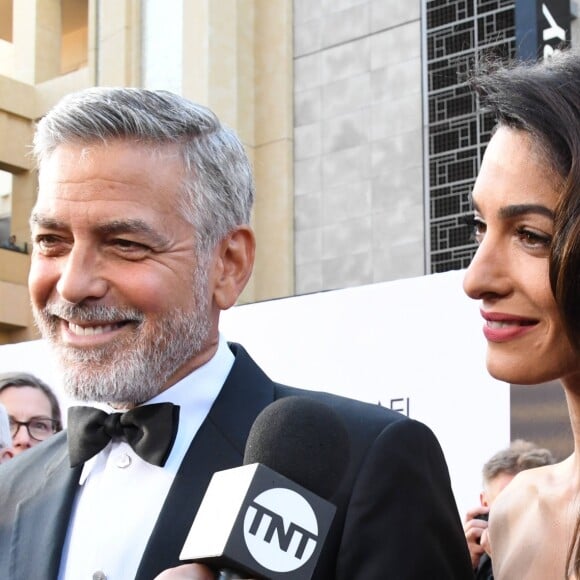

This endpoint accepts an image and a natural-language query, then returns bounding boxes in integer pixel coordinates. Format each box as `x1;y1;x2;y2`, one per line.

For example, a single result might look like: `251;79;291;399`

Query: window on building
424;0;516;273
0;170;13;247
0;0;13;43
0;0;14;76
61;0;88;74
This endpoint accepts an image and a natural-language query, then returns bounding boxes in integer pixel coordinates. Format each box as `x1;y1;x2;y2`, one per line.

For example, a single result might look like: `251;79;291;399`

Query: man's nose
55;245;108;303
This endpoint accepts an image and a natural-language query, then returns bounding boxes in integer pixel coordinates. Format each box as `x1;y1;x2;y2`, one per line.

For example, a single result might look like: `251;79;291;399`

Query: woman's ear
211;226;255;310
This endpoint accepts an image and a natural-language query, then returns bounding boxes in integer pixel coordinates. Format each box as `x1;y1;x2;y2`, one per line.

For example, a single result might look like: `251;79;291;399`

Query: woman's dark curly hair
471;50;580;577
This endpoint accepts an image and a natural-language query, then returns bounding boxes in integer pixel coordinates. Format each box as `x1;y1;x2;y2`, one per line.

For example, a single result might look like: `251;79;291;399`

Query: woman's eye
516;228;552;249
462;215;486;244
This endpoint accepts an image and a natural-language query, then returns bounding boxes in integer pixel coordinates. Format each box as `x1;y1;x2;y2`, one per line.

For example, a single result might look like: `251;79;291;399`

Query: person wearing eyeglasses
0;372;62;457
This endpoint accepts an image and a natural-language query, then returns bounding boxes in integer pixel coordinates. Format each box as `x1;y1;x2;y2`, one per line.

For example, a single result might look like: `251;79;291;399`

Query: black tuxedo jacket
0;343;473;579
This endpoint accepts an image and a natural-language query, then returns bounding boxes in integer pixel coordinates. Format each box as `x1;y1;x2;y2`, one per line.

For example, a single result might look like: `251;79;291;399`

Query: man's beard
32;270;212;405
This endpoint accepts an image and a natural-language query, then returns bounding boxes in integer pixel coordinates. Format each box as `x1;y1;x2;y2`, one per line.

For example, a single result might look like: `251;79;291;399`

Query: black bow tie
67;403;180;468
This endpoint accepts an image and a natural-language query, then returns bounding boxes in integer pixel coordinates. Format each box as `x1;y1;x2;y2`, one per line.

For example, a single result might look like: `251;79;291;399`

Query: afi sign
542;3;567;57
516;0;570;61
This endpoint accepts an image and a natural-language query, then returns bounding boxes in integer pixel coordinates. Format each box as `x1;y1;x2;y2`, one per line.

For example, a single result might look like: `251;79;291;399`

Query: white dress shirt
58;335;234;580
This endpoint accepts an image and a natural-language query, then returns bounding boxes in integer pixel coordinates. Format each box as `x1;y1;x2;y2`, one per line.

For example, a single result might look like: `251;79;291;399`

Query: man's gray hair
482;439;556;486
0;404;11;450
33;87;255;254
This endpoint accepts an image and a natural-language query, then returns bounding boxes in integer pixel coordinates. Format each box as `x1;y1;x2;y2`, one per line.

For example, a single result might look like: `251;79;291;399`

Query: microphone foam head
243;396;350;500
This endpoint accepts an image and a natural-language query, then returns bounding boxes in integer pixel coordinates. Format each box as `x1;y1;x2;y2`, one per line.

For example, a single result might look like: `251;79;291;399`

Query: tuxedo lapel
10;433;81;580
136;343;275;579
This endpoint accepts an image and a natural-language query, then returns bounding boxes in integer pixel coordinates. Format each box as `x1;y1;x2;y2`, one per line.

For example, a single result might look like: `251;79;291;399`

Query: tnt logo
243;488;319;573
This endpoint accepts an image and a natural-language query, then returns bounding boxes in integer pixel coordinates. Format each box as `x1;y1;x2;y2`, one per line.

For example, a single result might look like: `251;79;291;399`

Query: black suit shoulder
269;382;473;579
274;382;416;454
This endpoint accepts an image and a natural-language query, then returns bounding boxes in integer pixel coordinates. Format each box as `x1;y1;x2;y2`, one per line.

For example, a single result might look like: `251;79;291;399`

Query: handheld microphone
179;396;350;579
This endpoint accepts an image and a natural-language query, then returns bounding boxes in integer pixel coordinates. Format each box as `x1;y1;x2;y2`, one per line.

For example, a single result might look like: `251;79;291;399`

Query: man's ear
212;226;255;310
480;491;489;507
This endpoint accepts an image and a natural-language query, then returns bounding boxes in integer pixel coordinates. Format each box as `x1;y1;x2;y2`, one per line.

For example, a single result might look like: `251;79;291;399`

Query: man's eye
114;239;147;250
36;235;58;246
34;235;67;254
111;239;152;258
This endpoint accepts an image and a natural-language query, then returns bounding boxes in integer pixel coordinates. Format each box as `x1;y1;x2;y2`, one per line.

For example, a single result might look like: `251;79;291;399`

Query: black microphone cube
180;463;336;579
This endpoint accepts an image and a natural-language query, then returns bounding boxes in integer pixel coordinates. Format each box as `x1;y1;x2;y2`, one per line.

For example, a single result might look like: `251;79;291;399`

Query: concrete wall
293;0;424;294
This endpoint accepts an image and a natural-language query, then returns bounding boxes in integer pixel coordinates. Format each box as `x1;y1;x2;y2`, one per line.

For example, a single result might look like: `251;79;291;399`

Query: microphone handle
217;569;252;580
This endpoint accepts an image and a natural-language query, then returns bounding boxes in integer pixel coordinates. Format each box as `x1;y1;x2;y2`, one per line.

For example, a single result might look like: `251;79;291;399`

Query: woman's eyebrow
498;204;555;220
469;200;554;220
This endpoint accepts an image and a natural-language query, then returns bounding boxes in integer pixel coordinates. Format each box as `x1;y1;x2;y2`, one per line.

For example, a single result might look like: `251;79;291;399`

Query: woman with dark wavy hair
463;49;580;579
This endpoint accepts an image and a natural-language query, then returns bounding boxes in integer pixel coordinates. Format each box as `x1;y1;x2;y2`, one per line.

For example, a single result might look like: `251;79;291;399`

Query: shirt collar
77;334;235;482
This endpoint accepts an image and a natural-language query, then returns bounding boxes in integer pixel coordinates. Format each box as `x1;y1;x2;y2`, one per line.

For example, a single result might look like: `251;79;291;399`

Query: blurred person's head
0;403;13;463
480;439;555;507
0;372;62;456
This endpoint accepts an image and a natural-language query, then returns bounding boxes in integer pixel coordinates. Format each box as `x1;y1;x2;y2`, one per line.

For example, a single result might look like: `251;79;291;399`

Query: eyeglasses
9;416;58;441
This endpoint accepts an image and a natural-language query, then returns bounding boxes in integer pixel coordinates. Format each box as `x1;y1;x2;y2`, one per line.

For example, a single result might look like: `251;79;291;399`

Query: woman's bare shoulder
488;459;575;579
493;467;544;514
492;461;568;524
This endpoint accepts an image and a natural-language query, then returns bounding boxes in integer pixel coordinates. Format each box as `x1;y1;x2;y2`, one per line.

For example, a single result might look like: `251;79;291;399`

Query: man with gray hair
463;439;556;579
0;403;13;463
0;87;472;580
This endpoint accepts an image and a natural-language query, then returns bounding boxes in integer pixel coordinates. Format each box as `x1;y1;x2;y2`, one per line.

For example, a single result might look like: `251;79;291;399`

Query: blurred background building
0;0;576;342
